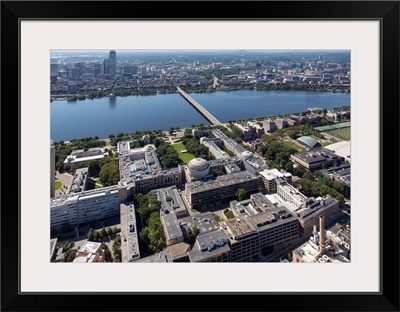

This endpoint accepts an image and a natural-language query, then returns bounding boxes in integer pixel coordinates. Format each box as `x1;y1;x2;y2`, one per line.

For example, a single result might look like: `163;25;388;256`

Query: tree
87;160;101;177
101;243;113;262
235;188;247;201
93;230;99;242
87;228;95;241
187;226;200;244
64;249;77;262
168;127;174;135
100;227;107;238
99;160;120;186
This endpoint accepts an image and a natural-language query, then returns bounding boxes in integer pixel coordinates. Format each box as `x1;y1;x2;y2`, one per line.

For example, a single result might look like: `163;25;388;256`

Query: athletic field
327;127;351;141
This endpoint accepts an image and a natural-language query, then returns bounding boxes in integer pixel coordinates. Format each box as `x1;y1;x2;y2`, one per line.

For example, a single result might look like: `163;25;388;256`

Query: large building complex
119;146;181;197
50;185;127;229
290;148;344;171
184;171;260;209
63;147;108;169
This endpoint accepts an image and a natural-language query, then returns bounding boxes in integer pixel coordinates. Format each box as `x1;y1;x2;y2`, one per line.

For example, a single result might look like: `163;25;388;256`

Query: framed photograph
2;0;399;311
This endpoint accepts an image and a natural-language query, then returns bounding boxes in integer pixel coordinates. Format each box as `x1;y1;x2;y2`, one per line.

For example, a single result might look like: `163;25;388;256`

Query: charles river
50;90;350;142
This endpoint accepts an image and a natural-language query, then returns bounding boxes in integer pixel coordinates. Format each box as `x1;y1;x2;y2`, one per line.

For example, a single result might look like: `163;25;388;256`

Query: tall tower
50;140;55;197
103;58;109;75
108;50;116;76
319;216;325;253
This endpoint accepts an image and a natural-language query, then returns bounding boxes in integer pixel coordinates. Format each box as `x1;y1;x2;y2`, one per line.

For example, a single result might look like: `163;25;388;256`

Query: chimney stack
319;216;325;253
313;224;317;243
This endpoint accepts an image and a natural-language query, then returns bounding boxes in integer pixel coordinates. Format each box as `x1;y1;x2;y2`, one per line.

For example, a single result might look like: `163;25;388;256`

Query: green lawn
283;140;306;152
322;141;333;147
328;127;351;141
54;181;62;190
172;142;196;163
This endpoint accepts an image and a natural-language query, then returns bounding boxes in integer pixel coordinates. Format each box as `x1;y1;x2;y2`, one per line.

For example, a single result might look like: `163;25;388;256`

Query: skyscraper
103;58;109;75
108;50;116;76
50;140;55;198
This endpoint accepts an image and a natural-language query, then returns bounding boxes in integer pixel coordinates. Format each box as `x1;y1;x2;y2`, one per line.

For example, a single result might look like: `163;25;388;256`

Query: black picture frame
1;1;399;311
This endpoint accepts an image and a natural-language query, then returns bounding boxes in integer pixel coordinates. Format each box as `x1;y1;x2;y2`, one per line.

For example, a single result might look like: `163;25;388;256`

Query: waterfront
51;90;350;141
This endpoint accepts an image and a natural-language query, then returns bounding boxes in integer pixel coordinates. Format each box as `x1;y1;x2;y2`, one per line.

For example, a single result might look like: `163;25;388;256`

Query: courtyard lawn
92;177;103;189
283;140;306;152
322;141;333;147
328;127;351;141
172;142;195;163
54;181;62;190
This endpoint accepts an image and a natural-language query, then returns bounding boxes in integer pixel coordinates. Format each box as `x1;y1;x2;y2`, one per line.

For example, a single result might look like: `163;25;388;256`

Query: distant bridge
176;86;223;126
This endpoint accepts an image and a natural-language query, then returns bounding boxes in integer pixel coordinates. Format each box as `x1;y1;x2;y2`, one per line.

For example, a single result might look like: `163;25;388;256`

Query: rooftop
79;241;102;254
188;230;231;262
120;203;140;262
185;171;258;193
179;212;219;234
292;148;341;164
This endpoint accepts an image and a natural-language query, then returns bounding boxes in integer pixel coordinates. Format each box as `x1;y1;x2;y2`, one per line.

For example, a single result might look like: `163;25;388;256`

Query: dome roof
241;151;253;160
187;158;209;171
296;136;320;148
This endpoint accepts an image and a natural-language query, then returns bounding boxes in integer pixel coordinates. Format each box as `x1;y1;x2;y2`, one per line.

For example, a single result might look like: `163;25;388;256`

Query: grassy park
54;181;62;190
172;142;195;163
283;140;306;152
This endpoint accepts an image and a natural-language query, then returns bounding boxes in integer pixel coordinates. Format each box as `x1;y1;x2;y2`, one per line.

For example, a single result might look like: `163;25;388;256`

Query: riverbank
50;84;350;102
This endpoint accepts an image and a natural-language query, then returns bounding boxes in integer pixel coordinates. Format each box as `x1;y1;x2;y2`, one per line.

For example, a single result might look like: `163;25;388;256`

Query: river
50;90;350;141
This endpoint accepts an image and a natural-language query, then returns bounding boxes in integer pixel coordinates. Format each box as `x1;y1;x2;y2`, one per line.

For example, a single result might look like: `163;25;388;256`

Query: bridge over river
176;86;223;126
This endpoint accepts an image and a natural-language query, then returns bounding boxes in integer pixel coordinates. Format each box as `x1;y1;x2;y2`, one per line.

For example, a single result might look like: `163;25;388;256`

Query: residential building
275;118;288;129
263;119;277;133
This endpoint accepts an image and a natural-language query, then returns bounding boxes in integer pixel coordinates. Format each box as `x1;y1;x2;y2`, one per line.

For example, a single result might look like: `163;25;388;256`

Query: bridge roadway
176;86;223;126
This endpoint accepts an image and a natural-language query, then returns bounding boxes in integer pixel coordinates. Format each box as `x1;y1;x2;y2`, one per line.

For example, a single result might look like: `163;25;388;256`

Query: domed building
187;158;211;179
296;136;321;149
141;135;151;145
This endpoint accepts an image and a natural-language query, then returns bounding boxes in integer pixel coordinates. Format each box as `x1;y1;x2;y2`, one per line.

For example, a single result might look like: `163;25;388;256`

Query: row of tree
294;178;345;204
86;226;120;242
135;192;166;255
